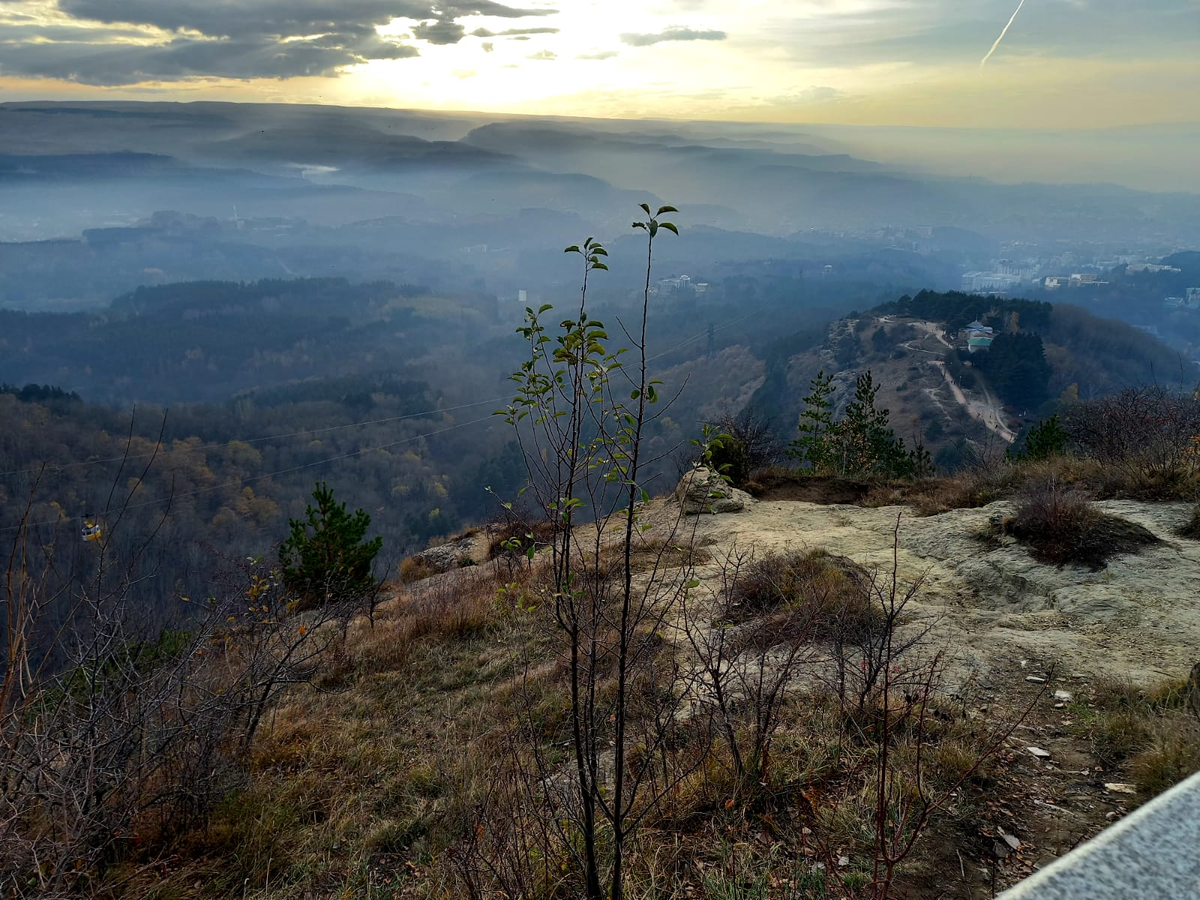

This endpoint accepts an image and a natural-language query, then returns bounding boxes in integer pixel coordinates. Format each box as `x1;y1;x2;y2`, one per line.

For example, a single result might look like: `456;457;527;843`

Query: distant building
962;321;995;353
518;289;528;306
967;335;993;353
657;274;694;295
962;272;1021;294
1127;263;1182;274
1188;288;1200;306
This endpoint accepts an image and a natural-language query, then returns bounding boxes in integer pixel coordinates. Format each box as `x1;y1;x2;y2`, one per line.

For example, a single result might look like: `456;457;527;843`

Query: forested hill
875;290;1188;399
0;278;497;404
747;289;1190;471
0;383;529;638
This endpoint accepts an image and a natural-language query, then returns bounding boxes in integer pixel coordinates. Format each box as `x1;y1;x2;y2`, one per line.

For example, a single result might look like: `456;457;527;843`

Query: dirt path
931;359;1017;444
913;319;953;349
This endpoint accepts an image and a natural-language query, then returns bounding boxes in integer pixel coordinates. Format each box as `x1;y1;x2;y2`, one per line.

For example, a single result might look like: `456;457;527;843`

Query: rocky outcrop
408;534;478;575
680;496;1200;684
675;466;753;515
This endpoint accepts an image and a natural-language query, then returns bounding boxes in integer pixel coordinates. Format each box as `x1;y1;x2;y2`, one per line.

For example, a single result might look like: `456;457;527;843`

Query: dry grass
112;519;1129;900
724;549;878;646
398;554;440;584
1068;675;1200;801
136;557;563;900
1178;504;1200;540
1130;722;1200;796
981;480;1161;570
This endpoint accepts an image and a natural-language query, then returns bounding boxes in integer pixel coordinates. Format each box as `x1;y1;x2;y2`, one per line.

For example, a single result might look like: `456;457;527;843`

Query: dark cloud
620;26;726;47
577;50;618;60
4;0;556;83
413;18;466;45
56;0;554;38
0;36;416;84
470;26;560;37
526;49;556;60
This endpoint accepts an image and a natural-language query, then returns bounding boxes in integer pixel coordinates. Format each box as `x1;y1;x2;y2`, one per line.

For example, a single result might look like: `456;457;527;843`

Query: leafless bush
681;547;817;790
1063;386;1200;496
0;473;363;897
1001;479;1160;570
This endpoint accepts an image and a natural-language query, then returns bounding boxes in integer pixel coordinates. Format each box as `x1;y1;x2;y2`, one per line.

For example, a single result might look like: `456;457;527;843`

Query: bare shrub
1063;386;1200;498
0;475;364;898
681;547;820;790
486;515;555;561
724;549;877;649
1001;480;1161;569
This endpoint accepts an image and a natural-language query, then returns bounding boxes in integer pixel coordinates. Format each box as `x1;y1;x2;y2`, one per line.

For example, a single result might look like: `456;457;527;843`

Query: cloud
526;49;557;60
481;41;494;52
577;50;619;60
54;0;555;37
620;26;726;47
0;33;418;84
2;0;557;83
471;26;560;37
413;18;466;45
783;85;845;103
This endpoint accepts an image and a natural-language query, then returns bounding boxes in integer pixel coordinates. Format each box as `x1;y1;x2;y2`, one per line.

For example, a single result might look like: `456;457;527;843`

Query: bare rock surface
685;497;1200;683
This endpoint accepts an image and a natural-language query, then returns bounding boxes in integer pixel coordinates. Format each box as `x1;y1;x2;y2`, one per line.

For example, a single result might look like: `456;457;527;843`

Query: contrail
981;0;1027;68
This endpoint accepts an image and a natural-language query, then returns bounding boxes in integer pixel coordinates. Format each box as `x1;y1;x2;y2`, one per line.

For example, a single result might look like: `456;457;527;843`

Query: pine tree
788;371;837;473
1010;414;1069;462
279;481;382;606
839;371;903;477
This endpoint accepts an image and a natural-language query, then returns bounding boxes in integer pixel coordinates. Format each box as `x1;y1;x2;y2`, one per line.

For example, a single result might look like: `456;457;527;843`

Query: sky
0;0;1198;129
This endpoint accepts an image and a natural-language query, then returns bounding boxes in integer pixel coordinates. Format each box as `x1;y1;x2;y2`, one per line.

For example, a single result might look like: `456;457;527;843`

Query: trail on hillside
931;358;1017;443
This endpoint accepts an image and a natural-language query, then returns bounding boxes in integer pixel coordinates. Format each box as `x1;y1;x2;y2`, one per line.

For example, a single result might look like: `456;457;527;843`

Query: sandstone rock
1104;783;1137;795
410;534;477;575
676;466;752;515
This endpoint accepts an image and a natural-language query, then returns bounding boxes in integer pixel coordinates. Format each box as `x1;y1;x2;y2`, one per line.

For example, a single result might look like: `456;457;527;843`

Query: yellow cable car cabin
82;520;103;542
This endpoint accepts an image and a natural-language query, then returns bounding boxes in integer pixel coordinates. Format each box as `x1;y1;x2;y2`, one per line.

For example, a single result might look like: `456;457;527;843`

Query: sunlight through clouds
0;0;1195;128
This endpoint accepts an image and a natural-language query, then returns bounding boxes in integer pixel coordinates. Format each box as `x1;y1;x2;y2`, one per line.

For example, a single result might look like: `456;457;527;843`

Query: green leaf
660;222;679;236
656;205;678;215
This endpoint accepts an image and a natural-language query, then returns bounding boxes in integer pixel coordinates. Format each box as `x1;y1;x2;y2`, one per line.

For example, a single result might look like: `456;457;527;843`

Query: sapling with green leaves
495;204;712;900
